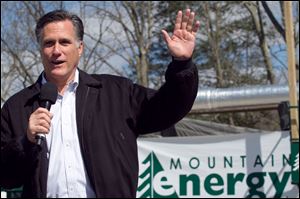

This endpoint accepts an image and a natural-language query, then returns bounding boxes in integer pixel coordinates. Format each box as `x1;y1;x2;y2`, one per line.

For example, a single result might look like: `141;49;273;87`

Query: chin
50;69;66;78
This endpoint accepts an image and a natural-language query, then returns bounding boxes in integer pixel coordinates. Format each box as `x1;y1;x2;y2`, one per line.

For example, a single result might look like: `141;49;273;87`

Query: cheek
41;54;48;65
68;51;80;62
41;50;51;59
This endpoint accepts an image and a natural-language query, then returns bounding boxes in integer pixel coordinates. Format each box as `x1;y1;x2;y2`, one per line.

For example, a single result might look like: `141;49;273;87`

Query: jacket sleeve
1;101;40;189
134;58;198;134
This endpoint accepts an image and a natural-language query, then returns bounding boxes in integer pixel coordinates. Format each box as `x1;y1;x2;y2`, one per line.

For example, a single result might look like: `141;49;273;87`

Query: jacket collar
78;69;102;88
24;68;102;105
22;75;43;106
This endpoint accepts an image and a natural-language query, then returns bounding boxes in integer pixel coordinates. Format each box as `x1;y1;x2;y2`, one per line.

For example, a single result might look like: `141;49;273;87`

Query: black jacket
1;59;198;197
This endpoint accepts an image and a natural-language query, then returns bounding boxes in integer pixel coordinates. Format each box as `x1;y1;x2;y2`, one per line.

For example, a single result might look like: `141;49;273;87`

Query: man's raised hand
161;9;200;60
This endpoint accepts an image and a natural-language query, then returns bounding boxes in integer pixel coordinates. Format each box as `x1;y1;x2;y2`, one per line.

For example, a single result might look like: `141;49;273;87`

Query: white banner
136;131;299;198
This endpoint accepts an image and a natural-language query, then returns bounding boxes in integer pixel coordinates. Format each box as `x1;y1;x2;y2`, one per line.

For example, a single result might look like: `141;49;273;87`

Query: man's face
40;20;83;83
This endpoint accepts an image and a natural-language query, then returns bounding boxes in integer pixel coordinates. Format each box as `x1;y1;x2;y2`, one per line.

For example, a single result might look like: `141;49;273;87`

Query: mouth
51;60;65;66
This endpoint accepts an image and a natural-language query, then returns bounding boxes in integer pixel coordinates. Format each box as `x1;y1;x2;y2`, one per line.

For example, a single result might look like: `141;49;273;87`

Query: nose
52;43;62;55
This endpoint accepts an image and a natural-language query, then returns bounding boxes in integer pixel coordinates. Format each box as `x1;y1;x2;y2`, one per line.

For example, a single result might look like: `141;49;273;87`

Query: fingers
161;30;171;44
180;9;190;30
177;9;200;34
174;10;182;31
192;21;200;36
186;11;195;32
27;107;52;143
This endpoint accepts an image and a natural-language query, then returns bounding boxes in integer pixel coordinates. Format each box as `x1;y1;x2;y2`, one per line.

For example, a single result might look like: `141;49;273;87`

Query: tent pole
284;1;299;185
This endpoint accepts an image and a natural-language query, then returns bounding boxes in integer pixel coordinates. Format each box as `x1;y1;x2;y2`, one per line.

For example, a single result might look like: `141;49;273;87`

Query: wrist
172;56;192;61
172;56;192;62
27;129;37;144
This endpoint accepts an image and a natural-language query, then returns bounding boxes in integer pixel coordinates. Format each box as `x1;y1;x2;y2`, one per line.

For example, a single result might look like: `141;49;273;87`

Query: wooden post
284;1;299;184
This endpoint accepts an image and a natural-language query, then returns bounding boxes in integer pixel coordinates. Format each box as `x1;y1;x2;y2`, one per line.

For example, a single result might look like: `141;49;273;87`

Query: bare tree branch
1;38;35;84
261;1;286;41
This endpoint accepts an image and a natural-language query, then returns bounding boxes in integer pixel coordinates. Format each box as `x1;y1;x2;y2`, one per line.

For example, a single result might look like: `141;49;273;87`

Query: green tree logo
291;141;299;184
292;153;299;171
137;151;178;198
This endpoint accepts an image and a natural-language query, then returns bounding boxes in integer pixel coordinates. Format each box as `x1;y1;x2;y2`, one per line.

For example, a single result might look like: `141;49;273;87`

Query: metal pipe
191;83;299;113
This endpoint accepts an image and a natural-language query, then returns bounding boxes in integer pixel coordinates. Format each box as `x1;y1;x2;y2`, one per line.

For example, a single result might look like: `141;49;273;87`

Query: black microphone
36;82;58;145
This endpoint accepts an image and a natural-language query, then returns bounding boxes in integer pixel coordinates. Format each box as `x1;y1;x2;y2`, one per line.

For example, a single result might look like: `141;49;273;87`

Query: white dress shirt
42;70;96;198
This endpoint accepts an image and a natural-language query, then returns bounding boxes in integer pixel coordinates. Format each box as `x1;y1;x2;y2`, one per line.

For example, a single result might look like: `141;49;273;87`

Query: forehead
42;20;76;39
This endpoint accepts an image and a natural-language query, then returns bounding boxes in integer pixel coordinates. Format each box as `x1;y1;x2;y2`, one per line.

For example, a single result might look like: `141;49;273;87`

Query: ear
78;41;84;57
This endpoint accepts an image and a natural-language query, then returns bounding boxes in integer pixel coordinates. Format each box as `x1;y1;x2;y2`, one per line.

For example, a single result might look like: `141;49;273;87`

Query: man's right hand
27;107;53;143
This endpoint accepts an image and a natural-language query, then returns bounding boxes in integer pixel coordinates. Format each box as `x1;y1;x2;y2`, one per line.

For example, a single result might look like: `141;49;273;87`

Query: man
1;9;199;197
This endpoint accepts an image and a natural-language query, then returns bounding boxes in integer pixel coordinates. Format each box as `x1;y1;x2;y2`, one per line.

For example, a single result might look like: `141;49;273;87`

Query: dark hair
35;10;84;44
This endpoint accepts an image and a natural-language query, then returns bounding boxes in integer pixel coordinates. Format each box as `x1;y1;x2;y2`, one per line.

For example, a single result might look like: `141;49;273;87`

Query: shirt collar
41;69;79;92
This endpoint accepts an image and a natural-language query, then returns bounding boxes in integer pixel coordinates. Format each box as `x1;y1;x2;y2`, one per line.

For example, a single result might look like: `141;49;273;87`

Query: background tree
261;1;299;81
244;1;275;84
84;1;156;87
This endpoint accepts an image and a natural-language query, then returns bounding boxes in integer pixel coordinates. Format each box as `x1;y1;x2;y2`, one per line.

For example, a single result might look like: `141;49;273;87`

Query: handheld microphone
36;82;58;145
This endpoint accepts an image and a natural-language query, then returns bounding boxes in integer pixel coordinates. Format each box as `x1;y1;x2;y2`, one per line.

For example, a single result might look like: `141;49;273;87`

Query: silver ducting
191;83;299;113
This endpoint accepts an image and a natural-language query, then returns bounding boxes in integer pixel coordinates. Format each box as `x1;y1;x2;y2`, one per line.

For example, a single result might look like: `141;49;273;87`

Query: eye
60;39;71;46
43;40;54;47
